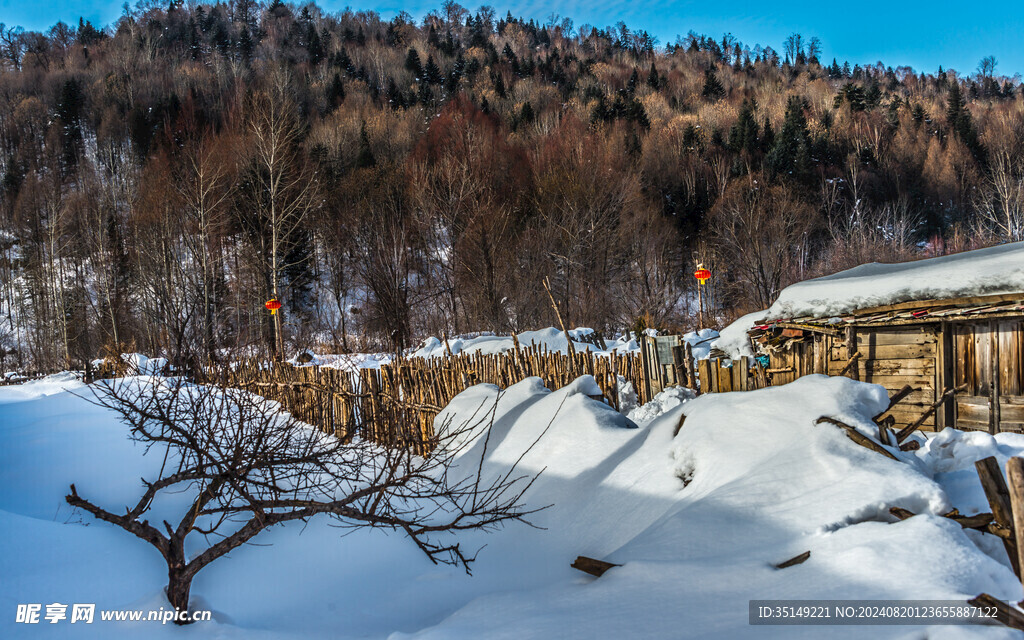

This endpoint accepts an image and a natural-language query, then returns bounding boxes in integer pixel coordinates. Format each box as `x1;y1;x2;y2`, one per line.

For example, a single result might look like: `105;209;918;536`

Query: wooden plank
998;321;1022;396
571;555;619;577
857;359;935;375
857;329;938;347
815;416;899;459
1001;404;1024;423
968;593;1024;631
992;320;1002;435
856;343;937;361
774;551;811;569
858;373;935;389
1006;457;1024;585
976;456;1021;578
846;327;859;381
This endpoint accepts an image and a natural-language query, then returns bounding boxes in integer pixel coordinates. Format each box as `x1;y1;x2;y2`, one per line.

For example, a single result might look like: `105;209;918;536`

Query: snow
626;385;696;425
764;241;1024;320
710;311;762;359
2;372;1023;638
682;327;720;360
412;327;640;359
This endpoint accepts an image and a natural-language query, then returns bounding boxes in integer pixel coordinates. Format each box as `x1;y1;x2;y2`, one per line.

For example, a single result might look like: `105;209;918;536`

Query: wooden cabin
696;243;1024;434
740;293;1024;433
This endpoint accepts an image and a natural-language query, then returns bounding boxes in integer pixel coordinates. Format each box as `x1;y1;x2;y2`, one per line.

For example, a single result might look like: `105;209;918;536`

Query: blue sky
2;0;1022;77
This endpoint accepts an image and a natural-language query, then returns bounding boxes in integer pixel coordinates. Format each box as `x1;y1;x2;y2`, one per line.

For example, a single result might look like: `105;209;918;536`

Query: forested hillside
0;0;1021;370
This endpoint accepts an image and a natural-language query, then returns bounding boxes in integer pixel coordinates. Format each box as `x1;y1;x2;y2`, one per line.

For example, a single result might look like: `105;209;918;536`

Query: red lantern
265;298;282;315
693;268;711;285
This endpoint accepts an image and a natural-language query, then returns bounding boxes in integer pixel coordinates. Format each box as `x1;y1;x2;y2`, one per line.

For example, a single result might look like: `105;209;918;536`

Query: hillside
0;2;1022;372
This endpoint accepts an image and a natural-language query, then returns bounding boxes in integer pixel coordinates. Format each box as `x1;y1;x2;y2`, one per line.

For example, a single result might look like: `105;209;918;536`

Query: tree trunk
166;569;192;620
166;538;195;624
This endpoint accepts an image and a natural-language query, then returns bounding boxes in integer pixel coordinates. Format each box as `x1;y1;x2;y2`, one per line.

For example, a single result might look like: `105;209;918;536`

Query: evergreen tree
761;118;775;152
424;55;443;84
519;101;535;124
701;69;725;99
326;73;345;110
404;47;423;78
729;99;760;154
646;62;660;89
56;78;85;170
238;26;254;62
766;95;812;181
355;124;376;168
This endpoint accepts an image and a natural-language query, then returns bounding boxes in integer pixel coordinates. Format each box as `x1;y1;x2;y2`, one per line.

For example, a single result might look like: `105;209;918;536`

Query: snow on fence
202;346;645;455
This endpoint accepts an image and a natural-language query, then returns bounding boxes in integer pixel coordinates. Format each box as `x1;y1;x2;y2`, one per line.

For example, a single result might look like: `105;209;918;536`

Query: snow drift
1;373;1022;638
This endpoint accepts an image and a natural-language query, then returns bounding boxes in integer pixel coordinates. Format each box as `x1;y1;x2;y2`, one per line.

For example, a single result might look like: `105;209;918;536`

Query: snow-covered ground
2;373;1023;638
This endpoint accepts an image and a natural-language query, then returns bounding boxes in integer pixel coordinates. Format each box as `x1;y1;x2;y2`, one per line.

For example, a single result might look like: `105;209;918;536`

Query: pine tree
761;118;775;152
404;47;423;78
626;68;639;95
424;55;442;84
766;95;811;180
646;63;660;89
355;124;376;168
519;101;535;124
238;26;254;62
701;69;725;99
326;73;345;109
729;99;760;154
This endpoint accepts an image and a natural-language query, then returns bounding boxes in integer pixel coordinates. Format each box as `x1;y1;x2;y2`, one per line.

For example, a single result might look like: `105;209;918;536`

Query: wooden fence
203;345;645;455
696;356;770;393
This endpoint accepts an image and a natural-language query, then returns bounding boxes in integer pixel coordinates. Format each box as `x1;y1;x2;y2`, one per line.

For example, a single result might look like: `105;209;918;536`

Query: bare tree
978;55;997;79
709;176;818;309
975;150;1024;241
237;71;321;359
66;376;544;621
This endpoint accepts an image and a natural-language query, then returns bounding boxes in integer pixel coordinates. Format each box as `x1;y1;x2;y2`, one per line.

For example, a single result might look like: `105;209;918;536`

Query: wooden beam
1006;457;1024;592
976;456;1021;578
873;385;915;422
815;416;898;460
838;351;861;377
894;384;968;443
968;593;1024;631
772;321;842;337
889;506;915;520
845;327;859;381
991;320;1002;435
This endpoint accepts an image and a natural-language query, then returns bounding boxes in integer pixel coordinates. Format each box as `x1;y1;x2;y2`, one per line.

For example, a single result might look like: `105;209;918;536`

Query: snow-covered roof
763;241;1024;321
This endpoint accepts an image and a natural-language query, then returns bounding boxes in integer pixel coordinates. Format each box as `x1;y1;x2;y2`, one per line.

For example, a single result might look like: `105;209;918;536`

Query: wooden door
954;320;1024;433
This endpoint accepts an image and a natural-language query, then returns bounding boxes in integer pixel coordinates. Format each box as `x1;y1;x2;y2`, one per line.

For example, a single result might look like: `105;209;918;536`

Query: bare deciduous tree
709;176;818;309
66;377;543;622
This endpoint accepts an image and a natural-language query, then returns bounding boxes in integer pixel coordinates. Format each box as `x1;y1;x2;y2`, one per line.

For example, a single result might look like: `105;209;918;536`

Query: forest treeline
0;0;1022;370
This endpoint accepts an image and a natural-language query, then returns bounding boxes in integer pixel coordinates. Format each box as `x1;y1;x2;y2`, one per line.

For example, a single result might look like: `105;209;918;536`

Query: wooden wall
698;316;1024;435
954;320;1024;433
851;326;939;430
